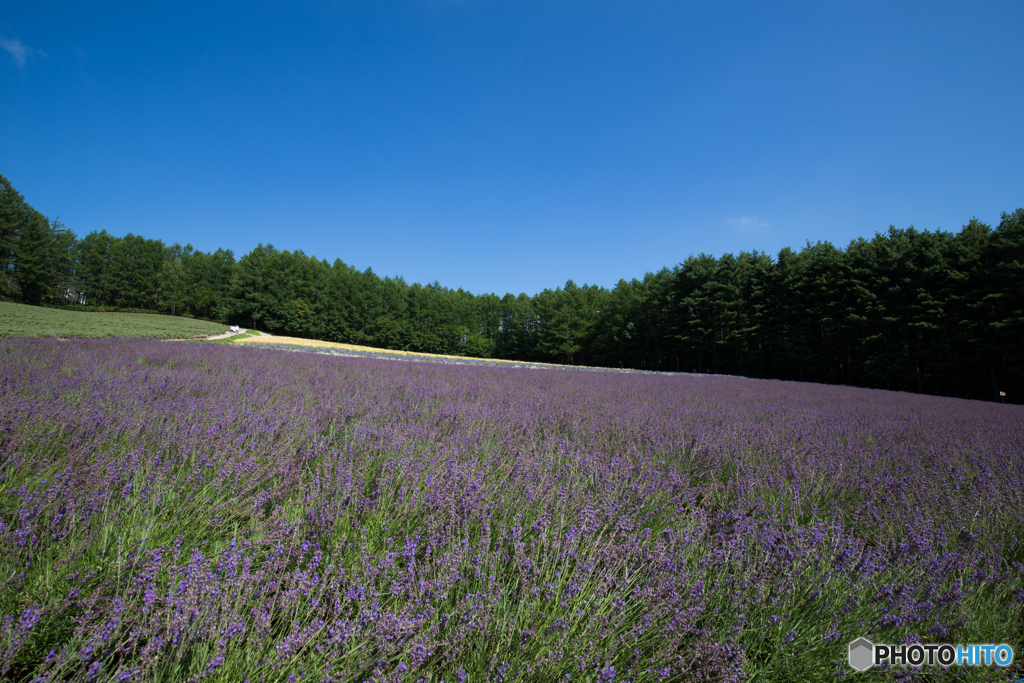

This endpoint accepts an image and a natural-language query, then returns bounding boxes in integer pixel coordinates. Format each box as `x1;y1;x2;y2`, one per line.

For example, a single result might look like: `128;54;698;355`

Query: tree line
2;173;1020;402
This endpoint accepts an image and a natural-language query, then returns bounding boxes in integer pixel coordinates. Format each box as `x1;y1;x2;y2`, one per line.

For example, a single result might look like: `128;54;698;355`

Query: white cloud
727;216;770;232
1;37;35;68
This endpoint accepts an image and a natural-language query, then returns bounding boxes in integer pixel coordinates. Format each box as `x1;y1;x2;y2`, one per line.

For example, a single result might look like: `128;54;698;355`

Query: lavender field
1;339;1022;682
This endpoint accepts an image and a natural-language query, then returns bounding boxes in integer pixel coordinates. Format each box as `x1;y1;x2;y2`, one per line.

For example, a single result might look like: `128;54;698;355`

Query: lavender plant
0;339;1021;682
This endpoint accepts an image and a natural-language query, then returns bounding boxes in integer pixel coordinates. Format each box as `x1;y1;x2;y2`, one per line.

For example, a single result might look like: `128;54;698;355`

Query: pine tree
0;174;26;297
15;211;55;305
158;259;190;316
77;231;116;307
44;219;79;305
535;280;601;365
229;244;276;329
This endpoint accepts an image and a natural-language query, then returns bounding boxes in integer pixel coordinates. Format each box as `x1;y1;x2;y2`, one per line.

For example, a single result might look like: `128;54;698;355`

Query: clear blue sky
2;1;1022;296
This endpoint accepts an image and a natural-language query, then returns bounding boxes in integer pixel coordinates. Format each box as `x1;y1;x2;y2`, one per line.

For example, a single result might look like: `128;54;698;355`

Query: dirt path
201;327;276;339
231;334;681;374
204;328;251;341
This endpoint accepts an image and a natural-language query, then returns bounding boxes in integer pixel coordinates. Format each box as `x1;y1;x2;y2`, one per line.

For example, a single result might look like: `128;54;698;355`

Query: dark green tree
107;234;164;309
0;174;26;297
77;231;116;306
15;210;55;305
158;258;190;316
535;280;604;365
229;243;276;329
48;219;80;305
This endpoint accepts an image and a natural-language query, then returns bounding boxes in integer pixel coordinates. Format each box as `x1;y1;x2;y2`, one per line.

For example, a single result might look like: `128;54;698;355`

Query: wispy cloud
1;37;41;68
727;216;770;233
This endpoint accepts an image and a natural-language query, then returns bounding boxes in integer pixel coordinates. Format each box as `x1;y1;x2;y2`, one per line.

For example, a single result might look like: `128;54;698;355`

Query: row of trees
2;174;1020;401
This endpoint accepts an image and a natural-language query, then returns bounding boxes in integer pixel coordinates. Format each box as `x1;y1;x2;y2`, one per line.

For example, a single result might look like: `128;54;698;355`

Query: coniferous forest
2;173;1021;403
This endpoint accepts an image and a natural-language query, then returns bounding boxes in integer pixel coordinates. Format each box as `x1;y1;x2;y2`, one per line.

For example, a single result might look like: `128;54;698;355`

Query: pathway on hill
229;333;681;374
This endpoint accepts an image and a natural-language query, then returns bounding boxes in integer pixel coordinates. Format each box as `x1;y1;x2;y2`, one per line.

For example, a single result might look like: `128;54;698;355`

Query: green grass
210;330;259;343
0;302;230;339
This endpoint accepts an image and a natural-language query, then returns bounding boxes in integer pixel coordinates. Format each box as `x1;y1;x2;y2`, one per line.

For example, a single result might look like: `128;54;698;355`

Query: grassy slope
210;330;260;343
0;301;229;339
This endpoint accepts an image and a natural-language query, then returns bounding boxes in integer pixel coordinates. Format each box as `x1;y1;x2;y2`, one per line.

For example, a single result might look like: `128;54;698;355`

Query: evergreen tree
229;243;276;329
974;209;1024;400
107;234;164;309
158;258;190;316
77;230;117;306
48;219;79;305
15;210;55;305
323;259;361;343
0;174;26;297
535;280;603;365
674;254;721;373
494;292;537;360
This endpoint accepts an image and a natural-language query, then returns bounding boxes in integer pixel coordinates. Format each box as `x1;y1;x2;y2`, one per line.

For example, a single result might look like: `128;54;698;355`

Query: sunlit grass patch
0;301;228;339
233;332;562;365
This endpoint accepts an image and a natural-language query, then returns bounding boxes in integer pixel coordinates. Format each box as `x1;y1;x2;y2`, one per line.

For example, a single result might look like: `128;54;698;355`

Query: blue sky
2;1;1022;296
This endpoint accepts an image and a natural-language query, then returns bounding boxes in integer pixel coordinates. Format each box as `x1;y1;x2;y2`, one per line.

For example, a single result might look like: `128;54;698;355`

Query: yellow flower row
232;334;556;366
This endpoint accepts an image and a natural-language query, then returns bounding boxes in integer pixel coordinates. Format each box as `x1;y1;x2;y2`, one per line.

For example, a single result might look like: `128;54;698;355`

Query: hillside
0;301;228;339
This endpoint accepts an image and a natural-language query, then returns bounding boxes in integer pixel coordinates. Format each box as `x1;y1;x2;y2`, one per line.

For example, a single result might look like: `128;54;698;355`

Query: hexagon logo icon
848;638;874;672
